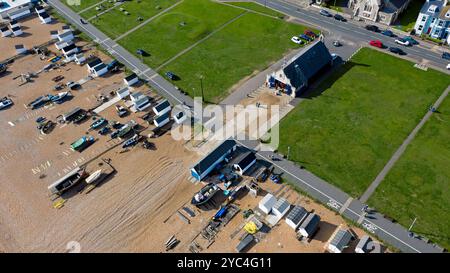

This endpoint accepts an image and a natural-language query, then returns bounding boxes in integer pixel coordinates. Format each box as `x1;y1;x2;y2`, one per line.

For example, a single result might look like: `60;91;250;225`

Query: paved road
48;0;194;108
236;139;443;253
255;0;450;71
360;86;450;202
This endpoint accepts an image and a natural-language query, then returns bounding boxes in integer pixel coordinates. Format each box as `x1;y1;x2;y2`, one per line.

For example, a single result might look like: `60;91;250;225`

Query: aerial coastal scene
0;0;449;256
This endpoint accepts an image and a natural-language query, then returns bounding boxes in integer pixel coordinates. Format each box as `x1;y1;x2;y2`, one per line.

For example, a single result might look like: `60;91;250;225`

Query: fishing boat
72;111;88;124
27;95;52;109
47;167;86;195
90;117;107;129
191;183;220;206
71;136;95;152
51;91;71;104
85;169;103;184
117;120;136;138
122;134;140;149
0;63;6;75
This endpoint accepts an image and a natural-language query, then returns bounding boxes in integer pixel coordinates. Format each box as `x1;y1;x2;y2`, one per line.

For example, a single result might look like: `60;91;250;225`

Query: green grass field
65;0;103;12
226;1;285;18
277;48;450;197
368;96;450;250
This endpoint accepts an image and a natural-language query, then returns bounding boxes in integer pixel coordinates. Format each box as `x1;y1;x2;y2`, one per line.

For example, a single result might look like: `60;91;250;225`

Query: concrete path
359;86;450;202
77;0;109;15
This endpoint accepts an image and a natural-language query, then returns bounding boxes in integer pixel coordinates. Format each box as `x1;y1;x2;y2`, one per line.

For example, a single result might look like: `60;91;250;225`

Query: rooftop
0;0;31;12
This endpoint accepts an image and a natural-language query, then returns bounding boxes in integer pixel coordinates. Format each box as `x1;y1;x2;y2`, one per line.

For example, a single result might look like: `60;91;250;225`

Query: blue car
404;36;419;45
299;34;313;42
442;52;450;60
381;30;395;37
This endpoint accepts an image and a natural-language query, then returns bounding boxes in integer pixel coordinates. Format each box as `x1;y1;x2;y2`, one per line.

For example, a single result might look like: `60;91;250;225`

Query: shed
134;95;151;112
7;8;31;21
1;26;11;37
273;198;290;217
63;107;83;122
11;26;22;36
153;112;170;128
328;229;353;253
266;41;332;97
116;87;130;100
35;5;45;14
38;12;51;24
285;205;308;230
355;235;381;253
152;99;171;116
61;43;79;56
91;63;107;77
15;44;26;54
232;151;256;175
298;213;320;238
258;193;277;215
57;30;74;42
130;91;143;102
74;53;86;65
50;30;59;39
190;139;237;181
55;40;73;50
86;57;102;72
124;73;139;86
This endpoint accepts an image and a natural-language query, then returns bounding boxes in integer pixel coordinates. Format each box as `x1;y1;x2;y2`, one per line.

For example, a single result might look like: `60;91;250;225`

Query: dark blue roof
282;41;332;90
62;43;76;52
154;99;170;112
232;151;256;169
87;58;102;68
125;73;137;81
154;112;170;124
193;139;236;176
300;213;320;235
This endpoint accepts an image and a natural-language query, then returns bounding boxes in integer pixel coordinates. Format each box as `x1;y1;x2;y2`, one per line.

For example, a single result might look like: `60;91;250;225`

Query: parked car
291;36;303;44
299;34;312;42
395;38;410;46
165;71;176;80
446;63;450;70
381;30;395;37
389;47;406;55
0;97;13;110
98;126;110;135
334;14;346;22
304;30;318;38
369;40;383;48
115;105;128;117
365;25;379;32
333;40;342;47
319;9;332;17
442;52;450;60
404;36;419;45
66;81;81;90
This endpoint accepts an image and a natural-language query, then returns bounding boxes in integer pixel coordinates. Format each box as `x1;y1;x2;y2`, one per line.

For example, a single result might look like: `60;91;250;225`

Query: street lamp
198;74;204;103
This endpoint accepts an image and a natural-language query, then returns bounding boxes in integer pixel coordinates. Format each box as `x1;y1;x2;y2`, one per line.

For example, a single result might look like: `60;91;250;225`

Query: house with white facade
413;0;450;43
348;0;411;25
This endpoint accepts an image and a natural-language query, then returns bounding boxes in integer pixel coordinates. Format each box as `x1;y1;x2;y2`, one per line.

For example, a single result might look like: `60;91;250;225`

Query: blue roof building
414;0;450;43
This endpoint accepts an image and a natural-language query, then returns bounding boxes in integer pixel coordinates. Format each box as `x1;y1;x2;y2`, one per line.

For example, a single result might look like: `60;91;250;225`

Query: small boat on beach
71;136;95;152
51;91;71;104
85;169;103;184
48;167;86;195
191;183;220;206
90;117;107;129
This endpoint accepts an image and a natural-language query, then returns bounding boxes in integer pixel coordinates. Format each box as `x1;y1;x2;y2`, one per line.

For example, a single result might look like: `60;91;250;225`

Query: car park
369;40;383;48
389;47;406;55
442;52;450;60
291;36;303;44
334;14;346;22
320;9;332;17
381;30;395;37
365;25;379;32
395;38;410;46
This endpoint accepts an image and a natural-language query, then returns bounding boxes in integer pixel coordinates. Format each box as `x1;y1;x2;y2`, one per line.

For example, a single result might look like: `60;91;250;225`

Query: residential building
348;0;411;25
0;0;37;20
413;0;450;43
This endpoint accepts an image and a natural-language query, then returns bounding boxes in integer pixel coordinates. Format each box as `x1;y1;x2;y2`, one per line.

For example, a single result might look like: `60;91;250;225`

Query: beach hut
123;73;139;86
285;205;308;230
55;40;73;50
39;12;51;24
173;110;187;124
91;63;108;77
7;8;31;21
74;53;86;65
355;235;381;253
15;44;26;54
61;43;79;57
1;26;11;37
50;30;59;39
57;31;74;43
152;99;171;116
116;87;130;100
130;91;143;102
35;5;45;15
61;25;71;32
232;151;256;175
190;139;237;181
328;229;353;253
259;193;277;215
153;112;170;128
9;19;19;29
273;198;290;217
134;95;151;111
11;26;22;36
86;57;103;73
298;213;320;238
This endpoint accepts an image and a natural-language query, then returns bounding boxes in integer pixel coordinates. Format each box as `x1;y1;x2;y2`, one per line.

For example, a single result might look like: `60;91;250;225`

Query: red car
369;40;383;48
304;30;318;38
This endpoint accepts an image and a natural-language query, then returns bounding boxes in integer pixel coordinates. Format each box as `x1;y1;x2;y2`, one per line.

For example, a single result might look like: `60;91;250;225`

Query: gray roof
282;41;332;91
299;213;320;235
286;205;308;225
192;139;236;176
419;0;444;17
59;31;73;38
330;229;353;251
356;235;382;253
273;198;290;213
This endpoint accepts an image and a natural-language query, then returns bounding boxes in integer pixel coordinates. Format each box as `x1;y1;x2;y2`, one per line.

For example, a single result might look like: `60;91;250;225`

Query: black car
365;25;379;32
165;71;176;80
389;47;406;55
334;14;346;22
442;52;450;60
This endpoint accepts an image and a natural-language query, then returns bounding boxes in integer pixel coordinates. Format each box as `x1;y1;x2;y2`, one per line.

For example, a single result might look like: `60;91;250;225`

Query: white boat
85;169;102;184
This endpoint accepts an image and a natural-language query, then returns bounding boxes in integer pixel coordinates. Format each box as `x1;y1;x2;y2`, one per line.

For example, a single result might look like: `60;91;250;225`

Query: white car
446;63;450;70
291;36;303;44
395;39;410;46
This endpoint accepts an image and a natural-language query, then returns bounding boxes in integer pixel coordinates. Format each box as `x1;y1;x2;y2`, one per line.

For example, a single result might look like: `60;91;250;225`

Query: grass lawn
65;0;102;12
324;0;348;12
277;48;450;197
162;12;308;103
368;96;450;250
395;0;425;32
89;0;180;38
118;0;244;67
79;0;116;19
226;1;285;18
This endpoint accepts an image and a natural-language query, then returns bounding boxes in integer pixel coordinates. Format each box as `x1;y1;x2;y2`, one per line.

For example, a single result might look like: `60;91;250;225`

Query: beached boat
90;117;107;129
27;95;52;109
47;167;86;195
85;169;102;184
51;91;71;104
0;63;6;75
72;111;88;124
122;134;140;149
191;183;220;206
71;136;95;152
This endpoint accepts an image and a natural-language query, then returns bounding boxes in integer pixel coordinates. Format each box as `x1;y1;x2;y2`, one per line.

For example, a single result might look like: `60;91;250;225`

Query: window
421;16;426;22
363;4;372;13
418;25;423;31
434;29;440;35
439;20;444;26
432;18;436;23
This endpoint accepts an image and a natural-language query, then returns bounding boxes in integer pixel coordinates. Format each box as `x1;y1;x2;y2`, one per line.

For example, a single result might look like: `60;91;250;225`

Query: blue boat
90;118;107;129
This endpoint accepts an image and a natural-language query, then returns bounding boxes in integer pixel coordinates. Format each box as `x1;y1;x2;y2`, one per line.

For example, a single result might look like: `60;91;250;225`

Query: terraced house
413;0;450;43
348;0;411;25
